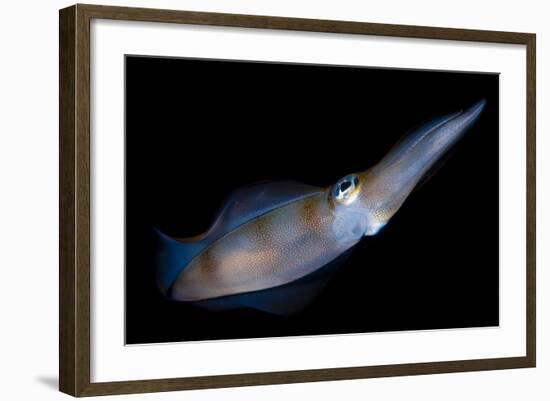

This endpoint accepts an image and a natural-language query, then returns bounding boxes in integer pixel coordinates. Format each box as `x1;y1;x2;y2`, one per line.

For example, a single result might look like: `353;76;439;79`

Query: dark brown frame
59;3;536;397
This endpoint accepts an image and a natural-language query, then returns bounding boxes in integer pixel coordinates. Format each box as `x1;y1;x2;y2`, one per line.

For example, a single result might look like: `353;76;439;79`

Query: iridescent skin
169;100;486;301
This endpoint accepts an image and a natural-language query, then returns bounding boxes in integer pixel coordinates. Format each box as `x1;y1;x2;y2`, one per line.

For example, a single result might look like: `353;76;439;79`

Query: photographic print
125;56;499;344
59;6;535;395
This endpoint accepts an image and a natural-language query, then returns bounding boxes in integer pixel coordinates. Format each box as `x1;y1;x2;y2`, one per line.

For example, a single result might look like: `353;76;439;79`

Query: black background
125;56;499;344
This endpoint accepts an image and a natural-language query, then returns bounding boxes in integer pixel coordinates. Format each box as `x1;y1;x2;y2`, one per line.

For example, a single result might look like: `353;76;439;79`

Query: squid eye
333;174;360;205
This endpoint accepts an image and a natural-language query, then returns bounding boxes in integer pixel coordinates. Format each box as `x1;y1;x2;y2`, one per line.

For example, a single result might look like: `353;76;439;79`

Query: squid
155;100;486;314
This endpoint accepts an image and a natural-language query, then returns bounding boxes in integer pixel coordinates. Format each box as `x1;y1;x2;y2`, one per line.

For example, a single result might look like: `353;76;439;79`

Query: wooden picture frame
59;3;536;397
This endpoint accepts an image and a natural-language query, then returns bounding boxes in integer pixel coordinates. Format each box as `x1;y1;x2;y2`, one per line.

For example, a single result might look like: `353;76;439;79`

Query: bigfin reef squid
155;100;486;315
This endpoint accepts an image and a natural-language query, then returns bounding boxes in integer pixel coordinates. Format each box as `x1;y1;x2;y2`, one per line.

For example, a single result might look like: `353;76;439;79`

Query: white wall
0;0;546;399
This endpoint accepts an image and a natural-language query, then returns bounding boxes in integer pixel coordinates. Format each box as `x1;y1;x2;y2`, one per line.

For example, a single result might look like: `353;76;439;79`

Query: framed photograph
59;4;536;397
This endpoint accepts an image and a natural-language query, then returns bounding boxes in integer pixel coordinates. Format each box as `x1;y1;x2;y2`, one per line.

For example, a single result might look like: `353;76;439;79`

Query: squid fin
201;180;323;241
192;250;352;315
